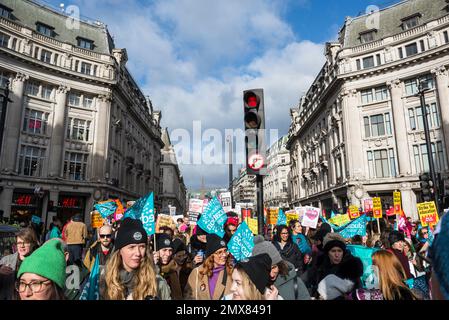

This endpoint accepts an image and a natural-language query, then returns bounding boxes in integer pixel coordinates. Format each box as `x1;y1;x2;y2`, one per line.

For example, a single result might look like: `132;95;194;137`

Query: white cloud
66;0;325;189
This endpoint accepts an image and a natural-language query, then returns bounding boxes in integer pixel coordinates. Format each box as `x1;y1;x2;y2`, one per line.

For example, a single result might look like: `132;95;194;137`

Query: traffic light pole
256;174;264;235
419;87;442;216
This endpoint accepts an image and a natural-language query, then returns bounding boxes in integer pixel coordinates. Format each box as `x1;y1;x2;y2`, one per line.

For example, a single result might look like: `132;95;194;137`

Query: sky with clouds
46;0;397;191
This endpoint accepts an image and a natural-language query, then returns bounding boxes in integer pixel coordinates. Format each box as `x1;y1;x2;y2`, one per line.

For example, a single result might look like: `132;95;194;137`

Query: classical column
432;66;449;163
339;89;363;180
388;79;412;176
0;187;13;218
1;73;27;174
48;85;69;178
92;93;112;182
338;90;364;180
400;183;418;220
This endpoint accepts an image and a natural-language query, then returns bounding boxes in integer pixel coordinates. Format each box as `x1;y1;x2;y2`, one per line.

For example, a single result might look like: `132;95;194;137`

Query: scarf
119;269;135;298
209;265;225;299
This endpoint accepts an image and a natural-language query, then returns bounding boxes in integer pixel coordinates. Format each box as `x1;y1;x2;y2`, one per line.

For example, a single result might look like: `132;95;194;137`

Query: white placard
301;206;320;229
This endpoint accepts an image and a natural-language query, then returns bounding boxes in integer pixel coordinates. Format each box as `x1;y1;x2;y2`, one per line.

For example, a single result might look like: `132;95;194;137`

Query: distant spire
200;176;206;200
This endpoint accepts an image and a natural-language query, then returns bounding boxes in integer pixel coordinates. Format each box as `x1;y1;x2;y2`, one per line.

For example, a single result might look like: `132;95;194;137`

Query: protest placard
91;211;104;229
328;213;351;226
301;206;320;229
189;199;204;214
198;197;227;237
31;215;41;225
349;205;360;219
156;214;176;232
286;210;298;225
227;222;254;261
246;217;258;235
372;197;382;219
417;202;439;227
220;192;232;212
363;198;373;213
393;191;402;214
267;208;279;225
188;211;199;224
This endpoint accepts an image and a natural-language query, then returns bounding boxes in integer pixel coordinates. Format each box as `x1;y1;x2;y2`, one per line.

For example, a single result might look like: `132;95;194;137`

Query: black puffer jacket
272;241;304;274
306;251;363;298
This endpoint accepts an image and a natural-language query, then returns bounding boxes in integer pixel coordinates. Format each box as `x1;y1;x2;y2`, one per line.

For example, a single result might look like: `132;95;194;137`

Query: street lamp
0;80;11;158
226;135;234;208
417;79;441;216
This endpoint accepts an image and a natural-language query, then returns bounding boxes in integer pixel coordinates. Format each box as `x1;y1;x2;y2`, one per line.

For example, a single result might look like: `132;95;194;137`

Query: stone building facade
0;0;163;225
287;0;449;220
263;135;290;208
232;168;256;205
159;128;187;215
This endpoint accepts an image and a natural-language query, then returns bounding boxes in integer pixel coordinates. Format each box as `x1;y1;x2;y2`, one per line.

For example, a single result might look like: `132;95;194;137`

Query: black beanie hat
237;253;272;294
115;218;148;250
196;225;208;236
205;234;227;258
156;233;172;251
388;231;405;246
172;238;187;254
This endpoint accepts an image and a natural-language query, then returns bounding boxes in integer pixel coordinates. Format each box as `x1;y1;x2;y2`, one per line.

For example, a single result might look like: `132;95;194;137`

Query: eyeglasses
99;234;112;239
280;232;289;235
16;280;51;293
16;242;31;247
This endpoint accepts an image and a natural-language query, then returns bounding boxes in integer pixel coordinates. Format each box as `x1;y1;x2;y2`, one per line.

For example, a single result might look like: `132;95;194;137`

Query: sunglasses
99;234;112;239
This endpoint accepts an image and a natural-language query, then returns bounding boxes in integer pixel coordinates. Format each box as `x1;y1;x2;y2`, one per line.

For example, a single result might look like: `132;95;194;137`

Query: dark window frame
36;22;54;37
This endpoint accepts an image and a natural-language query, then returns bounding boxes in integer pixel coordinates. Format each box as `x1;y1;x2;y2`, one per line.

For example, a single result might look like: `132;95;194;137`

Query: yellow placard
393;191;402;214
372;197;382;219
246;217;258;235
328;213;351;226
156;214;176;232
417;202;439;227
286;210;299;225
91;211;104;229
267;208;279;225
349;205;360;219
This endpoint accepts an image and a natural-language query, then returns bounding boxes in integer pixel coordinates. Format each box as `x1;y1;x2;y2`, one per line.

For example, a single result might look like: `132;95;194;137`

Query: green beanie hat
18;239;66;289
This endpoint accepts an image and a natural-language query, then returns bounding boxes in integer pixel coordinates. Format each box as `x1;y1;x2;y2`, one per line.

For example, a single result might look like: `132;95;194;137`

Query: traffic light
243;89;266;175
419;173;434;202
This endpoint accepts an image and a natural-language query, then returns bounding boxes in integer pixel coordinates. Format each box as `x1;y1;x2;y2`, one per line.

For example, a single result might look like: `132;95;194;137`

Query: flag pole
377;218;381;234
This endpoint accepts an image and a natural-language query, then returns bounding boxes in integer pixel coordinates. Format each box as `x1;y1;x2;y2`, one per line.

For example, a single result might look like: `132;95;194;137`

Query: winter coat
306;251;363;298
274;261;310;300
188;235;207;268
184;264;232;300
272;241;304;274
99;268;171;300
64;221;87;245
160;260;183;300
222;293;284;300
49;226;62;239
83;241;113;272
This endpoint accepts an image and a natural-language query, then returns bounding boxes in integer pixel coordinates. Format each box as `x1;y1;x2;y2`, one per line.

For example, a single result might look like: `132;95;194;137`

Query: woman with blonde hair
184;234;233;300
371;250;417;300
100;218;171;300
224;253;281;300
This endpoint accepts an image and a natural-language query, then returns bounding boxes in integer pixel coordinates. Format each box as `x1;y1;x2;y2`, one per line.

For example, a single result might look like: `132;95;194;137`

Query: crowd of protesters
0;204;448;301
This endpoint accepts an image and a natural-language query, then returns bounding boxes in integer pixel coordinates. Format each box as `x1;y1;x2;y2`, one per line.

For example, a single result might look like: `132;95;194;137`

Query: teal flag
330;210;336;219
347;244;379;289
79;254;100;300
277;209;287;226
321;214;369;238
198;197;227;238
227;221;254;261
124;192;155;236
94;201;117;218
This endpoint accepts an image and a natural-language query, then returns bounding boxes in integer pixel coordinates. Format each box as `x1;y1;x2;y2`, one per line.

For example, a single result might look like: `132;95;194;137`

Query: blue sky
44;0;401;191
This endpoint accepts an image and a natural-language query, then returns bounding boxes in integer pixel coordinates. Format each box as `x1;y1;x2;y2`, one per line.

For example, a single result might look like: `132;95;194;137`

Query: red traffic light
244;91;259;108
